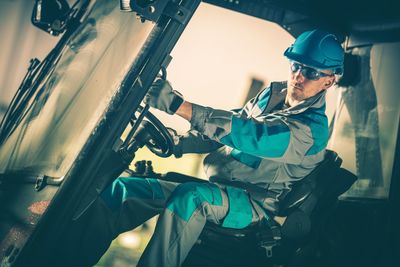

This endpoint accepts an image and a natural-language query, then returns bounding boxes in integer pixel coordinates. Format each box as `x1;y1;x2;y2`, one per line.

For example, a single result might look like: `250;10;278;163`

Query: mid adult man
76;29;344;267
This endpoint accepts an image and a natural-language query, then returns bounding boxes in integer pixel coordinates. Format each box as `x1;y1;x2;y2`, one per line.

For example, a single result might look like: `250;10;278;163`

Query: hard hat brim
284;49;342;71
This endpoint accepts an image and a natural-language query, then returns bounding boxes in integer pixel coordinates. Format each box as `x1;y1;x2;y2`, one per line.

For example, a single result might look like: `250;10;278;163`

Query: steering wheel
125;67;175;157
128;105;175;158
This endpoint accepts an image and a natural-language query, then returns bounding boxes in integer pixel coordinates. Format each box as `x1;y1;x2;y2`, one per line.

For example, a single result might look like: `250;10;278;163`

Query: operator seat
178;149;357;267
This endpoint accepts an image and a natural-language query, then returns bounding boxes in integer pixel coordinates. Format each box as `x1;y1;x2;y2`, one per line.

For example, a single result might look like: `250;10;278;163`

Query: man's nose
293;69;305;82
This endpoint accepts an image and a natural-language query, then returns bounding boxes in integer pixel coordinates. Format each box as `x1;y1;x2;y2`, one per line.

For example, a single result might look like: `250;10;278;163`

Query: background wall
0;0;59;115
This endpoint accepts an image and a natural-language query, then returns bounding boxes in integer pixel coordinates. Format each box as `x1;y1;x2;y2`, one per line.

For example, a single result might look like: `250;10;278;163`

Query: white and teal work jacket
174;81;329;213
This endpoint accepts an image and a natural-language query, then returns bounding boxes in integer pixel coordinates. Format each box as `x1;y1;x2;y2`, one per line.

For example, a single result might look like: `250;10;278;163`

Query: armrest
278;180;313;215
277;150;342;216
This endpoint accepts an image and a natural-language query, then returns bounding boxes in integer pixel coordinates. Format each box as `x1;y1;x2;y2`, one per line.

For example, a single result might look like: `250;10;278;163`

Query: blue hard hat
284;29;344;75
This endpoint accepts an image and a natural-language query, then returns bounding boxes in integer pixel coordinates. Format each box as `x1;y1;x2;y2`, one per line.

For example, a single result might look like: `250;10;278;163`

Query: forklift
0;0;399;266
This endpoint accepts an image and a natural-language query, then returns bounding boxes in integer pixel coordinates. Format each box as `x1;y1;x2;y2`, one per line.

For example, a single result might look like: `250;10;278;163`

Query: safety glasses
290;61;334;80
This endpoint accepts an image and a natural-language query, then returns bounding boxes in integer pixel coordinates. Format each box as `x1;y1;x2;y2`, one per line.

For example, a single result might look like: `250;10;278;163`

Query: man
76;29;344;267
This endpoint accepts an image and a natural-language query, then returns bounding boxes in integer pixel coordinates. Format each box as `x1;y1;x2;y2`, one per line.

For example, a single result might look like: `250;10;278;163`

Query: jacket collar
268;81;326;115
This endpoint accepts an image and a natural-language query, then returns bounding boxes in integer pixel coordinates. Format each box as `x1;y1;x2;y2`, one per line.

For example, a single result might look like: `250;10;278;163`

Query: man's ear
323;77;335;89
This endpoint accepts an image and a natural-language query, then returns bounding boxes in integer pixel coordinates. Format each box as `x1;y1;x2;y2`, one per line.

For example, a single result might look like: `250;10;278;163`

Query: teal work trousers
72;176;267;267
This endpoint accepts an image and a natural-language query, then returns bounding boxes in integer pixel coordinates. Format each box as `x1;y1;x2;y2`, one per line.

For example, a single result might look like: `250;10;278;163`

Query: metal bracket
34;174;64;191
35;175;47;191
120;0;169;23
121;1;190;24
163;2;191;25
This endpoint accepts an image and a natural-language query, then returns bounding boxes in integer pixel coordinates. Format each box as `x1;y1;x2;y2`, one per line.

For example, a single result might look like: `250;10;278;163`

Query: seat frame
130;150;357;267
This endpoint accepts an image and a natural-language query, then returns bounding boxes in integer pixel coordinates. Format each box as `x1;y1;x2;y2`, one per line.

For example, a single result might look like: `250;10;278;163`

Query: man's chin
289;91;304;102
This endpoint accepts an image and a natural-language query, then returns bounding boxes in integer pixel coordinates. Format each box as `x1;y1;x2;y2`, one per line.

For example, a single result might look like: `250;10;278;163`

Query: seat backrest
277;150;357;239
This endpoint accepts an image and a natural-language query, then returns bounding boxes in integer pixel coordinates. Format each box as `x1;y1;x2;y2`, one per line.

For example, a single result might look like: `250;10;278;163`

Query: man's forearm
176;101;192;121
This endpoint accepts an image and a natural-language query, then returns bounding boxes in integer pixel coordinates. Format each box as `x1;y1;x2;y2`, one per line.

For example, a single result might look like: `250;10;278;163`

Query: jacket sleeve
189;103;317;164
173;129;223;157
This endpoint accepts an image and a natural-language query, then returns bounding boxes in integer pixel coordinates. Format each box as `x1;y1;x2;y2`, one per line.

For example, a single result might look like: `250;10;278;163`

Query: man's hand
144;78;184;115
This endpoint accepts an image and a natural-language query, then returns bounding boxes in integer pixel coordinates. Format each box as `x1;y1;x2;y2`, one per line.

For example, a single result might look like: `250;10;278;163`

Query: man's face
286;61;335;105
